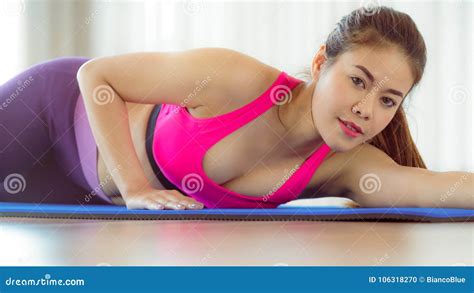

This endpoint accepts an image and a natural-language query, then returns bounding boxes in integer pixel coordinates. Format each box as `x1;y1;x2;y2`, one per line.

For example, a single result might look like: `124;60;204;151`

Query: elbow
76;58;101;81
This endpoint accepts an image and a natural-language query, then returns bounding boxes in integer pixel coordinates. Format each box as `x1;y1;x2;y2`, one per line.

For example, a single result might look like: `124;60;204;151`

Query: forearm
420;171;473;209
77;67;151;196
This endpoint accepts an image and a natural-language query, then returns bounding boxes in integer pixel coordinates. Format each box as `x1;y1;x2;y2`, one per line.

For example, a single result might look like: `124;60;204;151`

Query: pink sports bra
152;71;332;208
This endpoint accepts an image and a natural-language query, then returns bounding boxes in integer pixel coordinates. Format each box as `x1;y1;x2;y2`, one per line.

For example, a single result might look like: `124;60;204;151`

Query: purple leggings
0;57;112;205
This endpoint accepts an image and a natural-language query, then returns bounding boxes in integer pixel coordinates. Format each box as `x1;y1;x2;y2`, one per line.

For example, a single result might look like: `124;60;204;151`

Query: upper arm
76;47;274;108
339;143;438;208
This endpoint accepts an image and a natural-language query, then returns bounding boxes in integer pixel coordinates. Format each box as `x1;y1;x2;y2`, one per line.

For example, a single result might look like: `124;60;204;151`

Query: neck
276;81;324;154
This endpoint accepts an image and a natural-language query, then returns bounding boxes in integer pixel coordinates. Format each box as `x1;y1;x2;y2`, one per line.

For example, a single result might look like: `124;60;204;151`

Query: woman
1;6;472;210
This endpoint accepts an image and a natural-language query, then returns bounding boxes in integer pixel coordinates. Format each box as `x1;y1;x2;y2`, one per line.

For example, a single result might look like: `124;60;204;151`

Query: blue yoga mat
0;202;472;222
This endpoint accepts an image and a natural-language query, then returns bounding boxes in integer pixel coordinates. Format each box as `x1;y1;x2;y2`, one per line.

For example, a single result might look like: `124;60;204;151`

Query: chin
324;133;363;153
331;143;355;153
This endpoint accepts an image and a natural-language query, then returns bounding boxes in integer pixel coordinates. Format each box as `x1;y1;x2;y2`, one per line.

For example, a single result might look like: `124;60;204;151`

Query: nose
351;97;374;121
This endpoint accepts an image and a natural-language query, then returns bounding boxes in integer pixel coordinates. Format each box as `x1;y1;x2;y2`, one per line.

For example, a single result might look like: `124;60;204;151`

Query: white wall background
1;0;472;172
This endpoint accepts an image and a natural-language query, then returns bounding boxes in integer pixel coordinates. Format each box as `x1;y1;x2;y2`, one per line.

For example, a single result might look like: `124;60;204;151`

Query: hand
122;187;205;210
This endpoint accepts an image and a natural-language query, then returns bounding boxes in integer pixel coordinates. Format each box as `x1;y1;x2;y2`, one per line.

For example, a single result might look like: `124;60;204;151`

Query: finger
157;191;180;203
165;190;203;208
158;192;190;209
152;196;169;206
188;203;205;209
145;199;164;210
166;189;192;200
150;192;178;208
156;191;202;209
163;201;185;210
178;199;204;209
148;196;177;210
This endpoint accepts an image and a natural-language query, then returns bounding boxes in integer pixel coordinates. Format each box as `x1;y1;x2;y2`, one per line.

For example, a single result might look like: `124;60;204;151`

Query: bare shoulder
306;143;396;198
200;48;282;110
342;143;397;174
334;143;397;183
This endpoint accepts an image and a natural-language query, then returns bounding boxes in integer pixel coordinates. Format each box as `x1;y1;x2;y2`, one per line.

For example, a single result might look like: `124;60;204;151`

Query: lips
338;118;364;134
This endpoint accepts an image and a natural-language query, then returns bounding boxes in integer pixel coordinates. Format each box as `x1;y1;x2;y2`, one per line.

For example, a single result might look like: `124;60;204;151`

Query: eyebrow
354;65;404;98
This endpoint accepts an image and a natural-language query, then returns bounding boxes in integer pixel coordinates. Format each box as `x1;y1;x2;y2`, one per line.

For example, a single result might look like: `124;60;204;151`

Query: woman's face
311;45;415;152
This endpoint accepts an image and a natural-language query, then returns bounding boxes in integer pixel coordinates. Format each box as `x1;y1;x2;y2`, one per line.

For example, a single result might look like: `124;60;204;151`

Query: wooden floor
0;217;472;266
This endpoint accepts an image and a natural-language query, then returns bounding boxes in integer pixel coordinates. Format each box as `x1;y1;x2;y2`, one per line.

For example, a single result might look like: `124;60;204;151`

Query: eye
351;76;365;89
381;96;397;108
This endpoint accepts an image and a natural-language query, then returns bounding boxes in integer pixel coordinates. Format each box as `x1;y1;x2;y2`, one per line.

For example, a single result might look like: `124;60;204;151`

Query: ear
311;45;328;81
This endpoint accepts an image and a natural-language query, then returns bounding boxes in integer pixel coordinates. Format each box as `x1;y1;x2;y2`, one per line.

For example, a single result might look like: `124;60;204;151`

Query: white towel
278;197;361;208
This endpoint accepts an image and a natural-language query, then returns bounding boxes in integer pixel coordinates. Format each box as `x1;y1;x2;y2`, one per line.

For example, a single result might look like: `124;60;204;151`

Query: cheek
314;83;343;111
312;90;335;121
312;75;352;124
324;78;353;109
372;114;395;136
